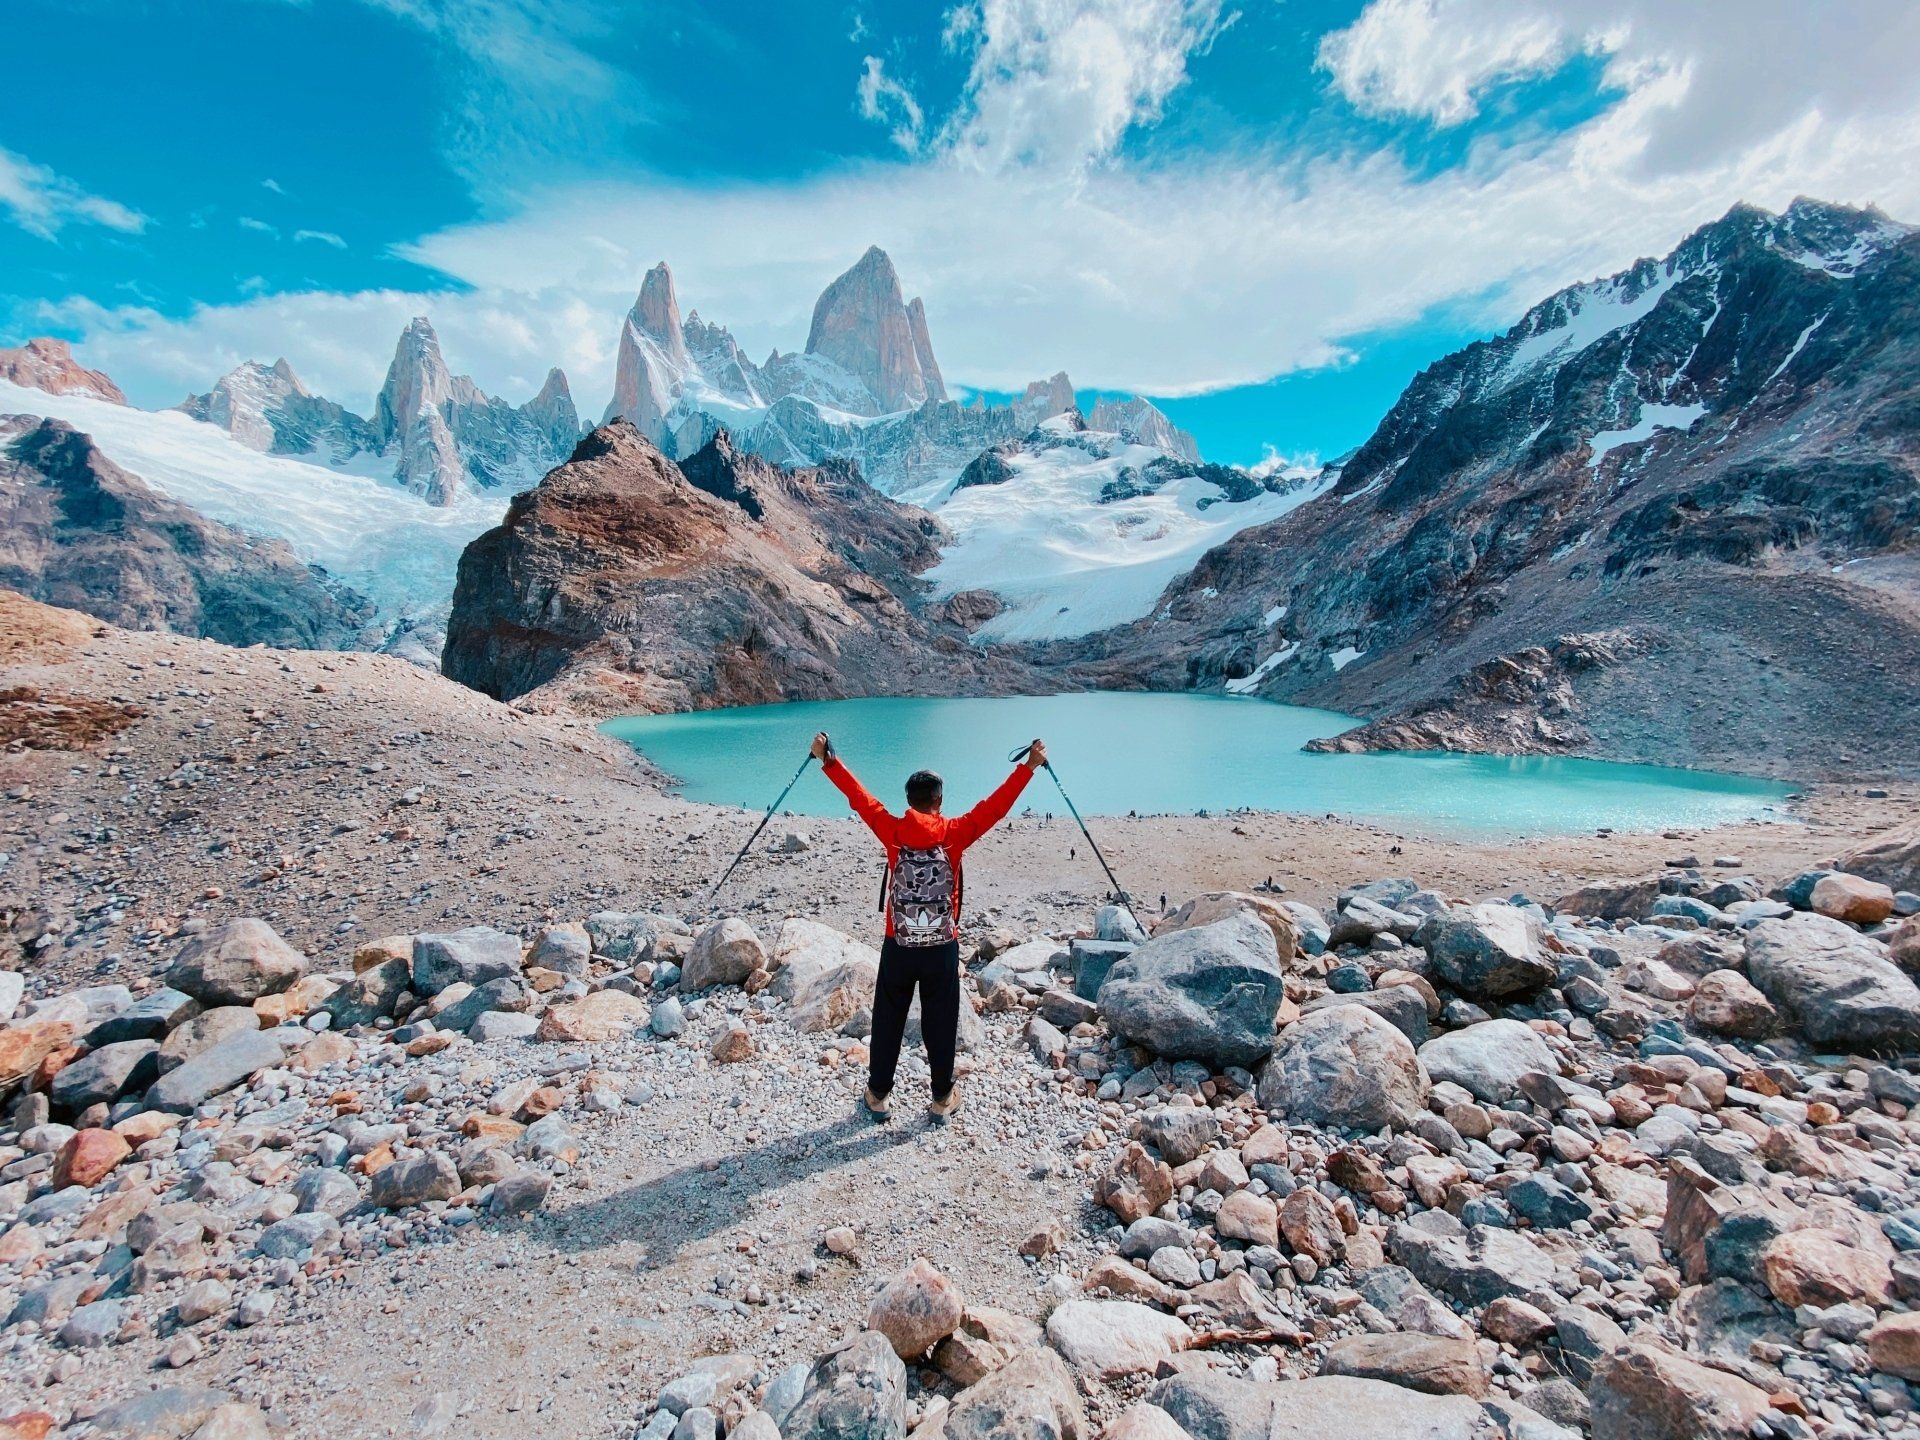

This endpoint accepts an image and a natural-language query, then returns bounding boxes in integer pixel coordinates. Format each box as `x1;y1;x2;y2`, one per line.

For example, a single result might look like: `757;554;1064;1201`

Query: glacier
0;379;505;638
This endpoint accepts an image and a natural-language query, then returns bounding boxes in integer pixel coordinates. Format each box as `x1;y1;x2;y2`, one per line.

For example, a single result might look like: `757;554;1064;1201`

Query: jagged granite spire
605;262;689;433
805;246;942;413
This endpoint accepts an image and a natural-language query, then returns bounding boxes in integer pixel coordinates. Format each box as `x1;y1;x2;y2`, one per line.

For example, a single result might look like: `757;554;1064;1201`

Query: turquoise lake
601;692;1796;836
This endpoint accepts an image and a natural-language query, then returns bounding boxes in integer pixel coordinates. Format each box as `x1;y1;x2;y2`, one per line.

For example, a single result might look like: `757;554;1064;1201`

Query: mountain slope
0;338;126;405
442;424;1046;713
0;416;373;649
1051;198;1920;780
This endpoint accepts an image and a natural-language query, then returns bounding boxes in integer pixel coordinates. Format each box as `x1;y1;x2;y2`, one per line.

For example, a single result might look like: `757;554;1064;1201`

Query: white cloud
0;147;148;240
294;229;348;248
937;0;1232;171
44;0;1920;437
857;57;926;154
238;216;280;237
1317;0;1596;126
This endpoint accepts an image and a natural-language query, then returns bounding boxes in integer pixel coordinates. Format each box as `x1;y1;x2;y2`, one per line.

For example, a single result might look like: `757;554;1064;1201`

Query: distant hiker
1159;892;1168;912
812;731;1044;1122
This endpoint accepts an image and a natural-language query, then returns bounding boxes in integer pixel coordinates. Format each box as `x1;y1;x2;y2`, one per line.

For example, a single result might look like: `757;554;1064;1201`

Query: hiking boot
927;1085;962;1121
862;1087;892;1122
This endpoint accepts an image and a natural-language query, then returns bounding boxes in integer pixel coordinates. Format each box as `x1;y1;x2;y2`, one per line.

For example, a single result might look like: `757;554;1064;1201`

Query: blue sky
5;0;1919;466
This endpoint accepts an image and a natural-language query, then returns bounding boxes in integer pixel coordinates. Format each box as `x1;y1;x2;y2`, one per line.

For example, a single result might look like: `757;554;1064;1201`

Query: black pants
868;937;961;1099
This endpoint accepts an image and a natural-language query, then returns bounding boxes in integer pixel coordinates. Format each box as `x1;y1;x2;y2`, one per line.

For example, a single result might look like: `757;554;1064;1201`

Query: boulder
1154;893;1298;958
1151;1374;1565;1440
1745;912;1920;1050
436;976;529;1034
943;1344;1085;1440
528;923;591;975
684;918;768;991
1094;1143;1173;1225
1098;914;1285;1067
1298;986;1430;1046
0;1017;77;1088
53;1128;130;1189
50;1039;159;1112
933;1306;1046;1388
1099;1406;1189;1440
166;919;306;1006
1278;1188;1343;1264
782;1331;907;1440
1866;1312;1920;1382
144;1030;286;1113
320;960;410;1029
778;922;882;1035
84;987;194;1046
1318;1334;1487;1397
1416;1020;1554;1105
1809;871;1898;926
1390;1222;1559;1309
368;1150;460;1209
157;1005;261;1074
1588;1339;1771;1440
1257;1006;1427;1130
586;911;684;963
1686;970;1776;1038
1760;1229;1892;1307
1044;1300;1193;1379
1414;905;1553;999
1327;896;1421;948
1554;874;1662;922
411;927;522;996
536;989;650;1042
1839;823;1920;896
1132;1106;1219;1165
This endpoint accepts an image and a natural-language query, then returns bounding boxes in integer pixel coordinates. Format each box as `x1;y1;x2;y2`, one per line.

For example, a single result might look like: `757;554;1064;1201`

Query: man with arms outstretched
812;731;1045;1120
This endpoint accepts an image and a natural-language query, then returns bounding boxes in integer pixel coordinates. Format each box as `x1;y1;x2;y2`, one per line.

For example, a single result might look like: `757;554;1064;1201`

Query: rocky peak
633;262;689;368
1015;372;1077;425
804;246;946;413
269;357;310;396
905;297;944;401
373;317;455;444
0;337;126;405
1088;395;1201;462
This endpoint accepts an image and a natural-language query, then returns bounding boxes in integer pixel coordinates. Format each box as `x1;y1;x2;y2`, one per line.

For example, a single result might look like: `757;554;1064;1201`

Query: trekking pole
1008;743;1146;936
705;735;831;908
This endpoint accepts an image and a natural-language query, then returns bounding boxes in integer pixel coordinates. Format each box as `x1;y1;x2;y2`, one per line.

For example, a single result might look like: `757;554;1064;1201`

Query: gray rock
321;958;410;1028
437;976;527;1033
1745;912;1920;1050
586;911;682;963
650;996;687;1037
1070;939;1134;1000
1153;1373;1570;1440
257;1212;340;1260
1551;1304;1626;1384
1098;913;1286;1067
145;1029;287;1113
944;1347;1087;1440
412;927;522;996
292;1167;359;1216
85;987;194;1046
488;1172;551;1218
1120;1217;1195;1260
528;924;591;975
469;1011;539;1042
60;1297;125;1348
166;919;306;1006
1328;896;1421;948
51;1038;160;1112
1257;1005;1428;1130
368;1150;459;1209
1096;905;1147;944
782;1330;907;1440
1391;1223;1560;1310
1133;1105;1220;1165
1415;905;1554;999
1417;1021;1555;1105
89;1388;236;1439
683;917;767;991
762;1363;811;1430
1300;986;1431;1046
520;1113;579;1162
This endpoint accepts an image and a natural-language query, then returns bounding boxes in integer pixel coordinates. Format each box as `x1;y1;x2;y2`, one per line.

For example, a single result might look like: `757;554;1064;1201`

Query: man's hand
809;732;831;761
1023;738;1048;771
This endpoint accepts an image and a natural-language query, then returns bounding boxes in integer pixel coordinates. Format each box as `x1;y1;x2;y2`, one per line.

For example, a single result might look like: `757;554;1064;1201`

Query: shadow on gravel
534;1113;914;1267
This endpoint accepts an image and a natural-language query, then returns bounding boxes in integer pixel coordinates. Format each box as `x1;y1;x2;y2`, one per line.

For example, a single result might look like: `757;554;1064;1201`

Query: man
812;731;1045;1121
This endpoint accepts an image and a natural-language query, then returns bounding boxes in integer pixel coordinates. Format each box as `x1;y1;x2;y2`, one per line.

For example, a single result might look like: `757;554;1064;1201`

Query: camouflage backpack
884;845;958;947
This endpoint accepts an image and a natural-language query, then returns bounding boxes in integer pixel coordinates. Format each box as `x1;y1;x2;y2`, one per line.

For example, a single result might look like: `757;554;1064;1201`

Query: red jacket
823;756;1034;939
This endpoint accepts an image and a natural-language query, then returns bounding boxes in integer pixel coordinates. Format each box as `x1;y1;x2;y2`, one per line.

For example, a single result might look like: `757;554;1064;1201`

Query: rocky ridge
441;423;1046;713
0;418;375;651
179;318;579;507
0;341;126;407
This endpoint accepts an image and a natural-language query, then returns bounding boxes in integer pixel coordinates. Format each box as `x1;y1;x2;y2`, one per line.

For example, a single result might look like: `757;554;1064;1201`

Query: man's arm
817;737;896;844
948;738;1045;851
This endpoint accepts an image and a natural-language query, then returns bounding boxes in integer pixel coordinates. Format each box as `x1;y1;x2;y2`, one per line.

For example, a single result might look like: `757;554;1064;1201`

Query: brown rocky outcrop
804;247;944;413
441;423;1044;713
0;338;125;404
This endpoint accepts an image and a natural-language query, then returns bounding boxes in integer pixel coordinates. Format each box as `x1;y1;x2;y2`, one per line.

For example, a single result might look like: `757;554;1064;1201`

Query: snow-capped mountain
1057;197;1920;780
180;317;580;506
927;411;1328;642
0;338;127;405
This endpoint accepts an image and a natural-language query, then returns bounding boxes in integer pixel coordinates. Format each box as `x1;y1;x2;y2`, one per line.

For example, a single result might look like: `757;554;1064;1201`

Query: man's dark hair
905;769;944;811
